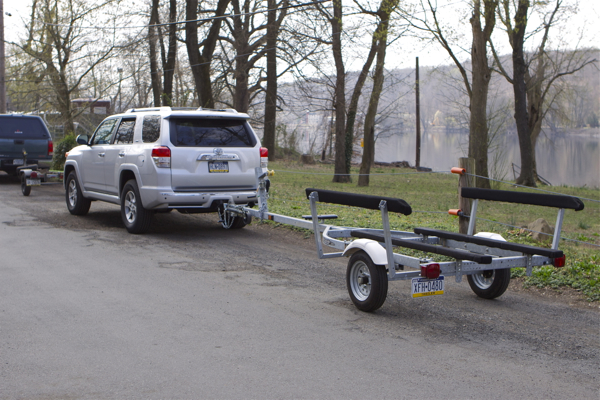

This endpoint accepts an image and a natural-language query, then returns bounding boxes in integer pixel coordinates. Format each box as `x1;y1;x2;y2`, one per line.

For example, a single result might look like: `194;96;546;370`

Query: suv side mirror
76;134;89;145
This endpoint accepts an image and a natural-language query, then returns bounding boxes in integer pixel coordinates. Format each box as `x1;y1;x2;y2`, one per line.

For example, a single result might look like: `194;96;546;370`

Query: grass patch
266;160;600;302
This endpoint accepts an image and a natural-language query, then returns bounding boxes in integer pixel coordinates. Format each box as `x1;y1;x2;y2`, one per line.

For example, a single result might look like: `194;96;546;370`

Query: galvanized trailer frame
225;170;585;311
17;164;63;196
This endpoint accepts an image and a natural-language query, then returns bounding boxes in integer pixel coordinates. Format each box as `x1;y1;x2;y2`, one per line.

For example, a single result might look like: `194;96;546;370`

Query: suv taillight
152;146;171;168
260;147;268;168
48;140;54;156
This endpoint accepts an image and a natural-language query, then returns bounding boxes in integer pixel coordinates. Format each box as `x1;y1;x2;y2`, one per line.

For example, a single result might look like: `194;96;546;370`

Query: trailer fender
475;232;506;242
342;239;388;265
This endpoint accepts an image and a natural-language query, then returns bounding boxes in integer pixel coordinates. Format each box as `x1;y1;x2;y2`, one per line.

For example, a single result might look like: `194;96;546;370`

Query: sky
3;0;599;70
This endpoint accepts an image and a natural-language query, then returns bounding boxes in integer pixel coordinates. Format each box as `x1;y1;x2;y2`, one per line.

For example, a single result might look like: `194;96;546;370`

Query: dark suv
0;114;53;174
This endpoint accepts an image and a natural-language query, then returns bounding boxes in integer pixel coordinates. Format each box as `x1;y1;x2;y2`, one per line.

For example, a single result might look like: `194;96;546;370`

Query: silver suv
64;107;268;233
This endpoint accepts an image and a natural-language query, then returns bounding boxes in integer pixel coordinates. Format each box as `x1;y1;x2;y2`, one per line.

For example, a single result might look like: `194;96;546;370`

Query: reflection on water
375;130;600;188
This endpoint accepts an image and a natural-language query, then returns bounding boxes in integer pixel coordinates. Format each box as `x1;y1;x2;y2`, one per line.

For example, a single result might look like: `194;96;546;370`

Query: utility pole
415;57;421;168
0;0;7;113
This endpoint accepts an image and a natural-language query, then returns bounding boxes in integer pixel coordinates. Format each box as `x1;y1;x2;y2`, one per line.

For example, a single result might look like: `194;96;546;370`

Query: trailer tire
21;175;31;196
467;268;511;299
121;179;153;234
66;171;91;215
346;251;388;312
218;205;250;229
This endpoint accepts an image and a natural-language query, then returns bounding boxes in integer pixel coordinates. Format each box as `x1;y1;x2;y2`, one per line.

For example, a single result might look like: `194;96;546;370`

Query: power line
43;0;331;30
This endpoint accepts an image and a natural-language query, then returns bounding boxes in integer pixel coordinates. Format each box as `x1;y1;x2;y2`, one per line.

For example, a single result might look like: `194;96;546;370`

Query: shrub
51;134;78;170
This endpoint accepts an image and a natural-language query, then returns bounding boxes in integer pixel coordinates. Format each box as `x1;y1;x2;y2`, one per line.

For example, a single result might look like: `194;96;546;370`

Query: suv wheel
66;171;91;215
121;179;153;234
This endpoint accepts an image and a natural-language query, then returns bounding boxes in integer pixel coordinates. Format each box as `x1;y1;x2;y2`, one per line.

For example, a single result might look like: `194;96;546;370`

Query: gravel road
1;175;598;399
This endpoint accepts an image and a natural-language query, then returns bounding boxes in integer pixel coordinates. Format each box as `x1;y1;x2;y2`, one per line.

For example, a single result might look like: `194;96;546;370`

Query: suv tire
121;179;153;234
66;171;91;215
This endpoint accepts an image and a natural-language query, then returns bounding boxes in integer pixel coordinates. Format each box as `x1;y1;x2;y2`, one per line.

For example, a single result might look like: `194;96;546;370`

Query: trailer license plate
209;161;229;173
411;276;445;298
26;179;41;186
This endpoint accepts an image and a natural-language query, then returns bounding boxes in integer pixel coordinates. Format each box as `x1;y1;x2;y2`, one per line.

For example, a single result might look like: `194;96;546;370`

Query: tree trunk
357;16;390;187
149;0;162;107
234;54;250;113
185;0;229;108
263;0;278;160
331;0;349;183
525;48;545;184
344;26;379;177
468;0;495;189
162;0;177;106
527;72;544;184
185;0;202;107
52;67;75;136
511;0;536;186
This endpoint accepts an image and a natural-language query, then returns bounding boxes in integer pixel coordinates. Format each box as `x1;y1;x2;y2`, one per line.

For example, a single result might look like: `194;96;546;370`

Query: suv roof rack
124;106;239;114
125;107;165;113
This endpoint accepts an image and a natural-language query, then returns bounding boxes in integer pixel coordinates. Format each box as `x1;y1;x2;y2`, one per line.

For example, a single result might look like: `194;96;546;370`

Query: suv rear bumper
144;188;258;209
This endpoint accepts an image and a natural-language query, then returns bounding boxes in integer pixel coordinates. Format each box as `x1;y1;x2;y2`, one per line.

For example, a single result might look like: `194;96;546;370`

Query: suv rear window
0;117;49;139
170;118;256;147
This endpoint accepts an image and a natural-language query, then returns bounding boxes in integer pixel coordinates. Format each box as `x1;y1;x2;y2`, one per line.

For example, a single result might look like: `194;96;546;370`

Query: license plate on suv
411;276;445;298
208;161;229;173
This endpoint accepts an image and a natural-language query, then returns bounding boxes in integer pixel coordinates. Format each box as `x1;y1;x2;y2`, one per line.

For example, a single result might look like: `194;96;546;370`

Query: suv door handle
118;152;126;157
98;153;105;157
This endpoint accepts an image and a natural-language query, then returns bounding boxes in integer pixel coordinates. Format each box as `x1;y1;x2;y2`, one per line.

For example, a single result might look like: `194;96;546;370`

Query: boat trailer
224;170;584;312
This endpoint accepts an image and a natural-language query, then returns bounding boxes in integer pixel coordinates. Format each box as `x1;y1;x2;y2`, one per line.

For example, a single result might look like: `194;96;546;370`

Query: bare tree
410;0;498;188
262;0;289;159
186;0;231;108
493;0;597;186
16;0;120;135
148;0;162;106
357;0;400;187
314;0;349;182
160;0;178;106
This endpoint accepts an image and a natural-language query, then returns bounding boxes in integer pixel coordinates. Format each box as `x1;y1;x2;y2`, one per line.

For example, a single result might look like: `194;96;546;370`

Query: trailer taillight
260;147;268;168
421;263;441;279
553;255;566;268
152;146;171;168
48;140;54;156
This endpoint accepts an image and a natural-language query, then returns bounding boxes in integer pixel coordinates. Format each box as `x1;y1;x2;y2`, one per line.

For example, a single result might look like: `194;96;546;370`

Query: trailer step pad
413;227;563;258
302;214;339;220
351;229;492;264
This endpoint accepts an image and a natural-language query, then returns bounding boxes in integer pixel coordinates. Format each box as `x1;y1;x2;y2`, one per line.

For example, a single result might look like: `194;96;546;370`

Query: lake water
375;129;600;188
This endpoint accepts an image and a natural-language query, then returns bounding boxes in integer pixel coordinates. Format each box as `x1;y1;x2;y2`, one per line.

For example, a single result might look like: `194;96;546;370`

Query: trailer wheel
21;175;31;196
467;269;511;299
121;179;153;234
346;251;388;312
217;205;250;229
66;171;91;215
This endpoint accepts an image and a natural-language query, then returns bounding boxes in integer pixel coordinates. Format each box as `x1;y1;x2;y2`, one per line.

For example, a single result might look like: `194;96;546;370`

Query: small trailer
223;170;584;311
17;164;63;196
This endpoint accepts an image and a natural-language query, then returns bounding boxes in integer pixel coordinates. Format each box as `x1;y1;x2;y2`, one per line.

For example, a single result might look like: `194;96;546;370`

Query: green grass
264;160;600;302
